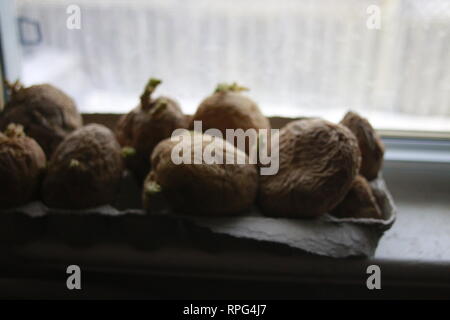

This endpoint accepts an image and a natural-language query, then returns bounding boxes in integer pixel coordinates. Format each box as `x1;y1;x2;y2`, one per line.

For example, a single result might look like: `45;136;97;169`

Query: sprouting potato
340;111;384;181
191;82;271;154
116;78;189;181
0;81;82;158
42;124;123;209
258;118;361;218
143;132;258;216
331;175;382;219
0;123;46;209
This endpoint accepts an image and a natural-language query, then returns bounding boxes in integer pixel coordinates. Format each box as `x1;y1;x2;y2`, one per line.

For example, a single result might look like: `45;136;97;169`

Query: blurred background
2;0;450;131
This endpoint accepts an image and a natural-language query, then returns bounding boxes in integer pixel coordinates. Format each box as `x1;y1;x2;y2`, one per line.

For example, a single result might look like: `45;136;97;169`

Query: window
3;0;450;133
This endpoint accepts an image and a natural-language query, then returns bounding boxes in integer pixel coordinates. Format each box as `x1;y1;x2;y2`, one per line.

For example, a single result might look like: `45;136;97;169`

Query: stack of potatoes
0;79;384;220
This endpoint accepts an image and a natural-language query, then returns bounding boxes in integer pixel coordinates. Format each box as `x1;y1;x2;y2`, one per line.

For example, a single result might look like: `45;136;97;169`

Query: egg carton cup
0;173;395;258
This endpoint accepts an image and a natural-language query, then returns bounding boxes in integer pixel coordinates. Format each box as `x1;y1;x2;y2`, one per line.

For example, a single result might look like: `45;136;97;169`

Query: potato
143;132;258;216
0;81;82;157
331;175;382;219
340;111;384;181
258;119;361;218
116;78;189;181
42;124;123;209
191;83;271;154
0;124;46;209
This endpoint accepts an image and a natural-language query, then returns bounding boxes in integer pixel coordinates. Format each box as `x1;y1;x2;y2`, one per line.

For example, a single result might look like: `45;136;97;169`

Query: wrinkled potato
191;83;271;154
42;124;123;209
143;132;258;216
340;111;384;181
331;175;382;219
116;78;189;181
0;124;46;209
258;119;361;218
0;81;82;157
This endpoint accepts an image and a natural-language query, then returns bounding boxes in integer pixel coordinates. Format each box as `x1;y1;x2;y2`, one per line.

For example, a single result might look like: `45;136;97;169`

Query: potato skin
143;133;258;216
116;97;188;181
0;126;46;209
331;175;382;219
42;124;123;209
258;119;361;218
191;90;271;153
0;84;82;158
340;111;384;181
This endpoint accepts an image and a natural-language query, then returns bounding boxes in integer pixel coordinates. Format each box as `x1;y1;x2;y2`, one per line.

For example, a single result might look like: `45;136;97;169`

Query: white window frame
0;0;21;82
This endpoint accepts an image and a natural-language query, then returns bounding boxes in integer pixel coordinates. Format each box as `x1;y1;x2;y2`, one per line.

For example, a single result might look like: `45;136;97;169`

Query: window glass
12;0;450;132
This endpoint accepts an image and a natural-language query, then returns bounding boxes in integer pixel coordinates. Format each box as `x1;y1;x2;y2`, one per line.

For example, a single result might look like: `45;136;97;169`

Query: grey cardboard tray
0;172;396;258
177;176;396;257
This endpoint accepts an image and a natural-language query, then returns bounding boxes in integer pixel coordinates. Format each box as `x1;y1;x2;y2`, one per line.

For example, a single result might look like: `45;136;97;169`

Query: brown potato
42;124;123;209
340;111;384;181
116;78;189;181
331;175;382;219
258;119;361;218
191;83;271;154
0;81;82;157
0;124;46;209
143;132;258;216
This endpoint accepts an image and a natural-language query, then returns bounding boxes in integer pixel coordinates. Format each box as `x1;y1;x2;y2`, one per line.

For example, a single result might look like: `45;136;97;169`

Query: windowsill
376;161;450;261
383;138;450;163
0;158;449;299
